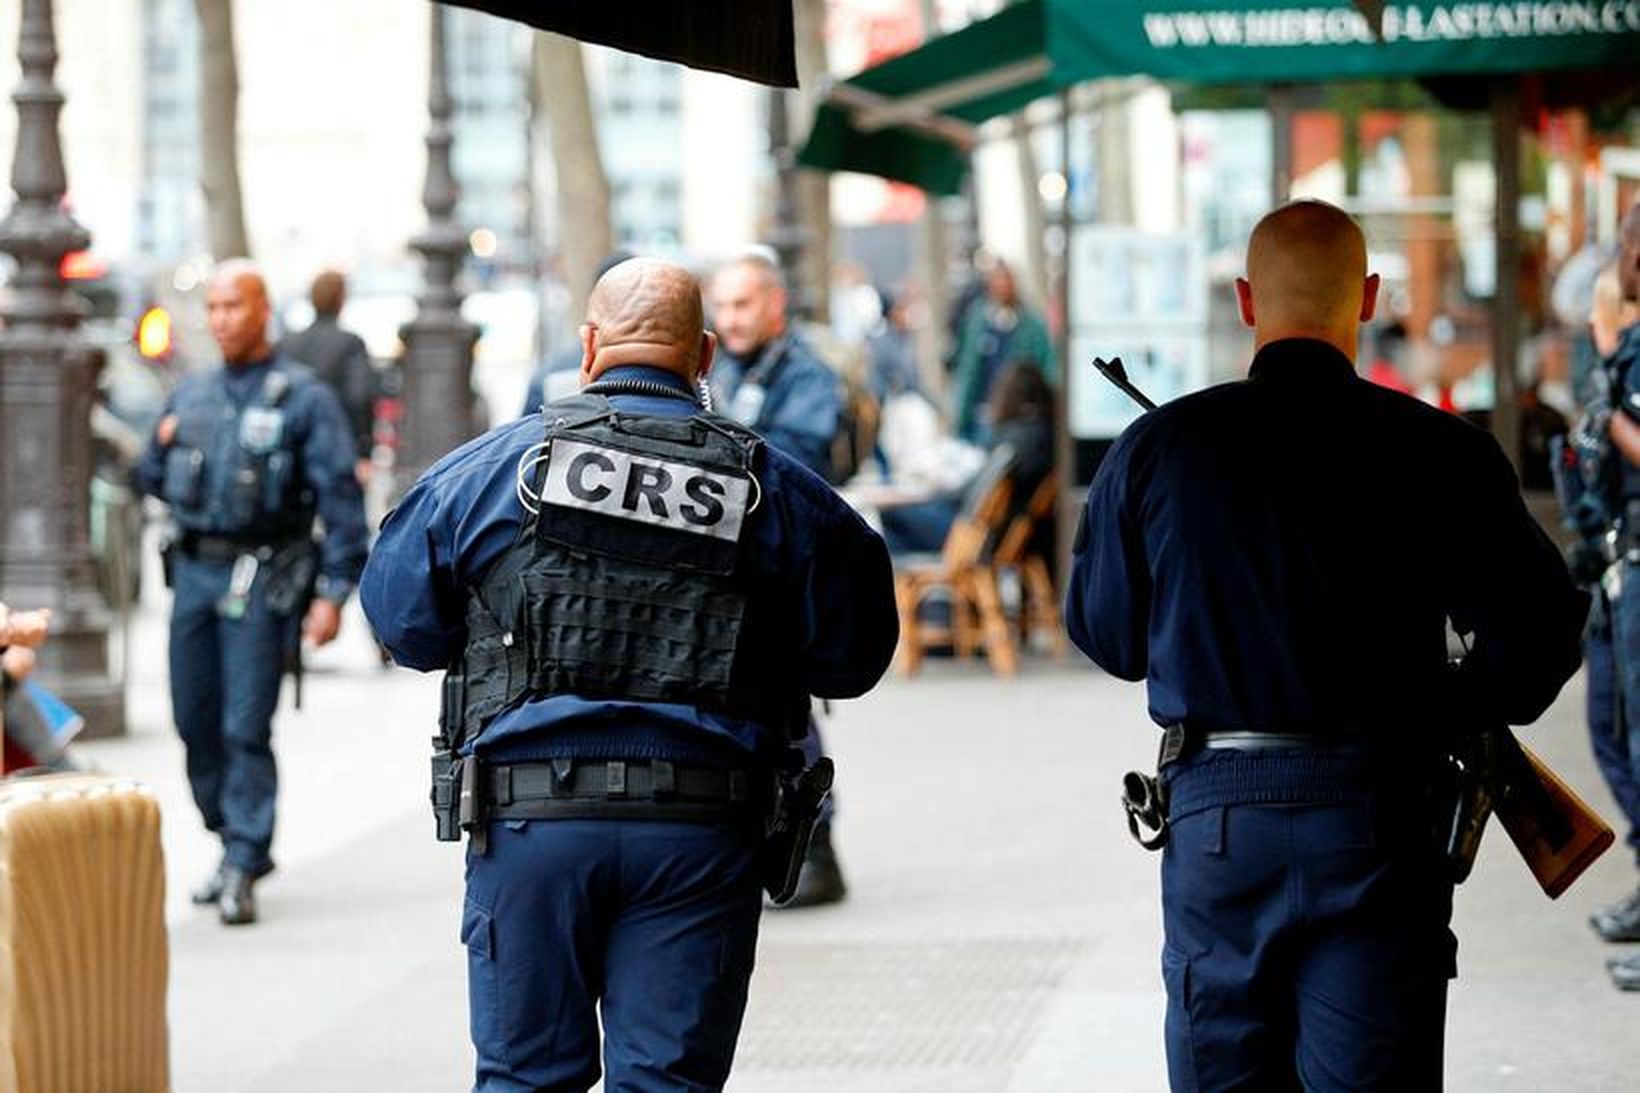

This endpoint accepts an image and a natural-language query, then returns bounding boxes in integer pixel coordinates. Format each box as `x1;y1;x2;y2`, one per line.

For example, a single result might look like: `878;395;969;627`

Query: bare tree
790;0;831;319
531;33;613;324
1012;115;1050;311
194;0;250;258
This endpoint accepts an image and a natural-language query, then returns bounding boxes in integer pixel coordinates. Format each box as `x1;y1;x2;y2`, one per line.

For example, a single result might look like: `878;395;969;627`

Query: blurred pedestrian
709;251;844;479
0;603;50;651
864;286;923;405
1597;203;1640;989
1068;200;1586;1086
949;259;1055;444
709;250;853;905
134;260;368;926
361;257;896;1090
279;270;378;486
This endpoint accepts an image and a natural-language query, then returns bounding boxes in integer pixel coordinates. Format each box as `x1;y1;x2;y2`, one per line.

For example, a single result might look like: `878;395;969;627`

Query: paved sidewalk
77;594;1639;1091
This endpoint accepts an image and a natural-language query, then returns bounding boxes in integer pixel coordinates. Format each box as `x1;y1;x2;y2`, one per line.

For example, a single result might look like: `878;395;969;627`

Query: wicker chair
892;447;1019;676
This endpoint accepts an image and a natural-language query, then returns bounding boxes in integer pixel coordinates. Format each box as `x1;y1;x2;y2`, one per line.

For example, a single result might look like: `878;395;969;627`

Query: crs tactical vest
160;362;315;538
448;390;809;749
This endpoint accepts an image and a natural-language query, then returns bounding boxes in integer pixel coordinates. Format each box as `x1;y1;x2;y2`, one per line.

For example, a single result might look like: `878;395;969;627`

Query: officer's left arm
297;383;370;603
1064;431;1151;680
1445;430;1589;725
790;489;899;697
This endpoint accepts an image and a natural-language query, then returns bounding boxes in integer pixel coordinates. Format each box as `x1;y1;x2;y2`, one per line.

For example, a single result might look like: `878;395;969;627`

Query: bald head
206;259;272;365
580;258;714;383
1236;200;1379;360
1619;201;1640;303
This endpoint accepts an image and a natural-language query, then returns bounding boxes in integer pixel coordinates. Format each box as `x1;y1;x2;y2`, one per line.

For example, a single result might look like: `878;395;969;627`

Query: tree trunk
1012;116;1050;311
913;0;950;396
790;0;830;321
531;32;613;325
194;0;251;259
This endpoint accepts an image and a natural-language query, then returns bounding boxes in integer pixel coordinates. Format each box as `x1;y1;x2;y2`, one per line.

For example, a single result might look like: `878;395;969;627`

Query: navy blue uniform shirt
361;366;898;766
1067;338;1586;738
135;356;368;598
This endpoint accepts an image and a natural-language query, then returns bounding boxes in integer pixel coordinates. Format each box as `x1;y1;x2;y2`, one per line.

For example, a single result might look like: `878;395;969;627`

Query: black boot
218;866;261;926
191;861;228;905
780;821;847;909
1608;951;1640;991
1590;883;1640;943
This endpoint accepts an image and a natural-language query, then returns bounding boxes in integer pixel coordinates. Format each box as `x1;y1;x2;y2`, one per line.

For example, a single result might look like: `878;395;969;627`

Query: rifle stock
1494;738;1615;899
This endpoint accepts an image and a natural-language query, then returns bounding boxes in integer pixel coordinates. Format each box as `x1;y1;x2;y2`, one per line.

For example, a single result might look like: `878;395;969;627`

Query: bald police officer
136;260;368;926
362;258;897;1091
1068;201;1586;1089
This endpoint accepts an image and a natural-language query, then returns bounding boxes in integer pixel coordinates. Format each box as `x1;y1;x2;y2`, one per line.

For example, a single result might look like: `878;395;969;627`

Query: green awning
801;0;1640;192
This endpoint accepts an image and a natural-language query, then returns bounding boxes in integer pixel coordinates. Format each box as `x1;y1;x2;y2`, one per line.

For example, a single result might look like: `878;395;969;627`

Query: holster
761;757;834;904
1434;733;1496;884
1120;723;1189;851
430;744;462;843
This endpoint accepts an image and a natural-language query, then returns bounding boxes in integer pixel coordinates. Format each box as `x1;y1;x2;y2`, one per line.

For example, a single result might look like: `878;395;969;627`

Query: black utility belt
177;532;302;562
486;758;770;811
1123;725;1371;852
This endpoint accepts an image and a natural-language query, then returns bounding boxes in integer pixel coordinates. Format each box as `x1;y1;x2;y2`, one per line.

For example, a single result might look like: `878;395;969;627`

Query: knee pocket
1161;946;1200;1092
462;899;512;1070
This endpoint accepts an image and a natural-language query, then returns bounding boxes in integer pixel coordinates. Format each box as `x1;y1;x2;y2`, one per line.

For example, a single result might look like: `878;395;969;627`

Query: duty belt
178;531;303;562
1122;725;1362;850
467;759;773;840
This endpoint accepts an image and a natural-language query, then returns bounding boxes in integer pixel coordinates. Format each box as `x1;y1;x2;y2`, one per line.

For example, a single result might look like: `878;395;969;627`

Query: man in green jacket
950;260;1056;443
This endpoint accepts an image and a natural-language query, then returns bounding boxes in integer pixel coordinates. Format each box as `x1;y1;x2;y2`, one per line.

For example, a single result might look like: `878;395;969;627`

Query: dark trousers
462;819;763;1093
169;554;287;874
1587;626;1640;863
1160;761;1456;1091
1613;564;1640;861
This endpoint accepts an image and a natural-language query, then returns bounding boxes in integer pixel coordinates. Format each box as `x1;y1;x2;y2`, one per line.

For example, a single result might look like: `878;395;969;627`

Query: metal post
1491;79;1522;476
0;0;124;737
766;86;815;321
1268;83;1296;206
396;4;479;496
1054;89;1078;589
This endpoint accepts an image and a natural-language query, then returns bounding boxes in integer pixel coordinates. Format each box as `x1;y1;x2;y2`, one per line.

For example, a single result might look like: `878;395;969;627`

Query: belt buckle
1157;723;1189;769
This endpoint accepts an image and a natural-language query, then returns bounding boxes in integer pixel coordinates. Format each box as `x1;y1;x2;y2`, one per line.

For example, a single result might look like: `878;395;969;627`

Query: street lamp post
396;4;478;496
766;86;816;321
0;0;124;737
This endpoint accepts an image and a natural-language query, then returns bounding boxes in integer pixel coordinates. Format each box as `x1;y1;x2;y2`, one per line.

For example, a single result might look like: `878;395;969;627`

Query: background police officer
1068;201;1586;1089
361;258;897;1091
1599;201;1640;987
136;260;368;926
709;251;854;906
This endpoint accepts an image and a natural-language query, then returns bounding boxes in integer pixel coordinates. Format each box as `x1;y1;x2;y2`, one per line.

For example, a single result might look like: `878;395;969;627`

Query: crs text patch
540;437;751;542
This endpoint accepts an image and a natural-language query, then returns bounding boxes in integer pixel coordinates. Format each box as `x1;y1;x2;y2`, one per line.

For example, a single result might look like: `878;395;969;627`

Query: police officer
1067;201;1586;1089
1559;261;1640;961
709;250;854;906
1600;202;1640;988
135;260;368;926
360;258;896;1091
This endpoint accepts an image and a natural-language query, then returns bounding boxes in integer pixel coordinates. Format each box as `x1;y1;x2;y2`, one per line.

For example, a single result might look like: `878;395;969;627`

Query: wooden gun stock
1494;739;1615;899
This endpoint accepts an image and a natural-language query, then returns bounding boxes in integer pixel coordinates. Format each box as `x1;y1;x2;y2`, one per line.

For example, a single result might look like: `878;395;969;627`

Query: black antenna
1092;357;1158;412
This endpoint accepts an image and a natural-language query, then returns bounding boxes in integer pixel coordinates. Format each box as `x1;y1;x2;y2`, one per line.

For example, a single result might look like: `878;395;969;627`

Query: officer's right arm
360;478;466;671
361;429;532;671
131;389;180;499
1065;432;1151;681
